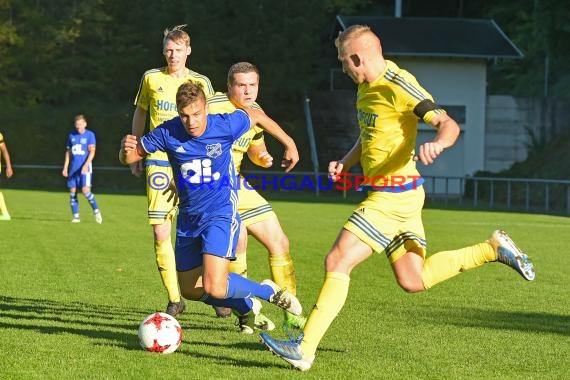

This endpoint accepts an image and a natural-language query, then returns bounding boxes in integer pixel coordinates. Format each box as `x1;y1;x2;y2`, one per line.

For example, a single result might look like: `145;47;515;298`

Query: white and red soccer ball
138;312;182;354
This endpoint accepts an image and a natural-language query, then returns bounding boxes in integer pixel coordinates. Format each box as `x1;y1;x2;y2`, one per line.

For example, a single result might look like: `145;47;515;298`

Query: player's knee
396;277;425;293
324;254;335;271
260;231;289;253
266;233;289;254
324;248;347;272
153;224;171;241
202;279;227;299
277;233;289;252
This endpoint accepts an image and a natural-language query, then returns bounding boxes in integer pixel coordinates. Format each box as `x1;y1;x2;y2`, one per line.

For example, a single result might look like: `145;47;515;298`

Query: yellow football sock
229;251;248;278
300;272;350;357
269;252;296;295
0;192;10;216
155;239;180;302
422;242;496;289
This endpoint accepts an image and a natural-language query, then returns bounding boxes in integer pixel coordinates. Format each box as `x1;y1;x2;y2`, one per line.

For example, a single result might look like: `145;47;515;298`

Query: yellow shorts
146;165;178;225
237;175;276;227
344;187;427;263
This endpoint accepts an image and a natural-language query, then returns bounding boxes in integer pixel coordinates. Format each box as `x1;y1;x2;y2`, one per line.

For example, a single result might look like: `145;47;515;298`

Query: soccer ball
138;312;182;354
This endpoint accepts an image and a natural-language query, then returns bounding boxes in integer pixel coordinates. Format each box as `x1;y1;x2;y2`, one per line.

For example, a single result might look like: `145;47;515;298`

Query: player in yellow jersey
0;131;13;220
207;62;306;333
260;25;536;371
131;24;214;316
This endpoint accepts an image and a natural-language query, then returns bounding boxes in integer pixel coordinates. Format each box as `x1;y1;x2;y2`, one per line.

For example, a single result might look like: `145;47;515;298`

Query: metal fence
244;171;570;216
422;175;570;215
7;165;570;216
225;170;570;216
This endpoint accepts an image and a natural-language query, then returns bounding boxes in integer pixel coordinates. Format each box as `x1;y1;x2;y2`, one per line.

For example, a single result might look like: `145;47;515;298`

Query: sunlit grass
1;189;568;379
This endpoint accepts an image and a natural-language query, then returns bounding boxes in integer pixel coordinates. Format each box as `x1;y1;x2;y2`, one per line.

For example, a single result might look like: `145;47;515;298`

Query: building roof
335;15;523;59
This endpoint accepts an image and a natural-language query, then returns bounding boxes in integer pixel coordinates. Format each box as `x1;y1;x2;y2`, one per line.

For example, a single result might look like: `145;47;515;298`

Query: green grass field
1;189;568;379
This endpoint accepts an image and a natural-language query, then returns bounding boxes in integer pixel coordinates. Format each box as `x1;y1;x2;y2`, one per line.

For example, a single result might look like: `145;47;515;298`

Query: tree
485;0;570;98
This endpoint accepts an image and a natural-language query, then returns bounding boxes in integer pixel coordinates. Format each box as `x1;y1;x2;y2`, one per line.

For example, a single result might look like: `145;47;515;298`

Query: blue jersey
141;110;251;216
67;129;96;175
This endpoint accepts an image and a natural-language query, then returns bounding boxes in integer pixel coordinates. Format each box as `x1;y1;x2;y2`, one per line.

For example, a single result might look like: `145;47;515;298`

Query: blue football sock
199;294;252;316
69;192;79;215
84;191;99;210
226;272;274;300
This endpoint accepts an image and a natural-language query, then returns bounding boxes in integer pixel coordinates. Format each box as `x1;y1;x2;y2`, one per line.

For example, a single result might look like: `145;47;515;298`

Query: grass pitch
0;189;568;379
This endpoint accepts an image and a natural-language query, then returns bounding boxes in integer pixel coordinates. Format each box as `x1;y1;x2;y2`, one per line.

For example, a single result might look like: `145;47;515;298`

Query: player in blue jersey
62;114;102;224
119;82;303;330
0;131;13;220
131;24;215;317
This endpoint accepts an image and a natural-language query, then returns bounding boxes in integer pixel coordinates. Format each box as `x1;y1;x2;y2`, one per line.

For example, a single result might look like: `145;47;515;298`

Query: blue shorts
67;171;93;189
175;213;240;272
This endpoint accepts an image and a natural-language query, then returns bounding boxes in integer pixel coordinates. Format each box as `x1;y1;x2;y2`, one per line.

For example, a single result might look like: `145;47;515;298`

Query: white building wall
484;95;530;172
396;58;487;179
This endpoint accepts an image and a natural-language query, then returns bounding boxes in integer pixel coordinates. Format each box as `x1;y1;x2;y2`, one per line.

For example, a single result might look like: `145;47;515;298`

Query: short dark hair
176;81;206;110
227;62;260;85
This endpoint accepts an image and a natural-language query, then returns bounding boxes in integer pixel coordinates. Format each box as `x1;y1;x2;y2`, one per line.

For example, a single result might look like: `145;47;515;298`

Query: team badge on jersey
206;143;222;158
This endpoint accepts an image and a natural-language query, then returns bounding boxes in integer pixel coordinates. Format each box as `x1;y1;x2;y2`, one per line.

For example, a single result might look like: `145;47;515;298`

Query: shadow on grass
0;295;254;351
0;294;299;369
418;305;570;336
0;295;144;319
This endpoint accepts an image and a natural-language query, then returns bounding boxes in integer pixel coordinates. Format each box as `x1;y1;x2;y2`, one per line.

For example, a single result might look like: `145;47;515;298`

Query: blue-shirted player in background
62;114;102;224
119;82;302;331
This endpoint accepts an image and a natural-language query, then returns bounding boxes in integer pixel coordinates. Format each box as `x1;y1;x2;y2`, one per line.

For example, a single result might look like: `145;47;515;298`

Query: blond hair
163;24;190;50
335;24;373;48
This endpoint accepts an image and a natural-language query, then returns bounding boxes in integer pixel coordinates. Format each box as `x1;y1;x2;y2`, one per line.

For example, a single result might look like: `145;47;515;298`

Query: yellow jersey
207;92;264;174
357;60;446;185
134;67;214;163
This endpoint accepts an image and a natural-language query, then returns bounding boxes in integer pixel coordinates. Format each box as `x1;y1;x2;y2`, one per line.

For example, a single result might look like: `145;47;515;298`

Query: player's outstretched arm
129;106;147;177
0;141;13;178
415;113;460;165
243;108;298;172
247;142;273;168
119;135;147;165
62;149;70;177
329;137;362;181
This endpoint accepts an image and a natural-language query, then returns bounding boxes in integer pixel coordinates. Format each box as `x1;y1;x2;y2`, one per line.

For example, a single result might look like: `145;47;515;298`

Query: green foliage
2;1;570;179
0;0;375;173
1;190;569;378
0;0;373;109
485;0;570;98
0;2;22;101
1;0;569;107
